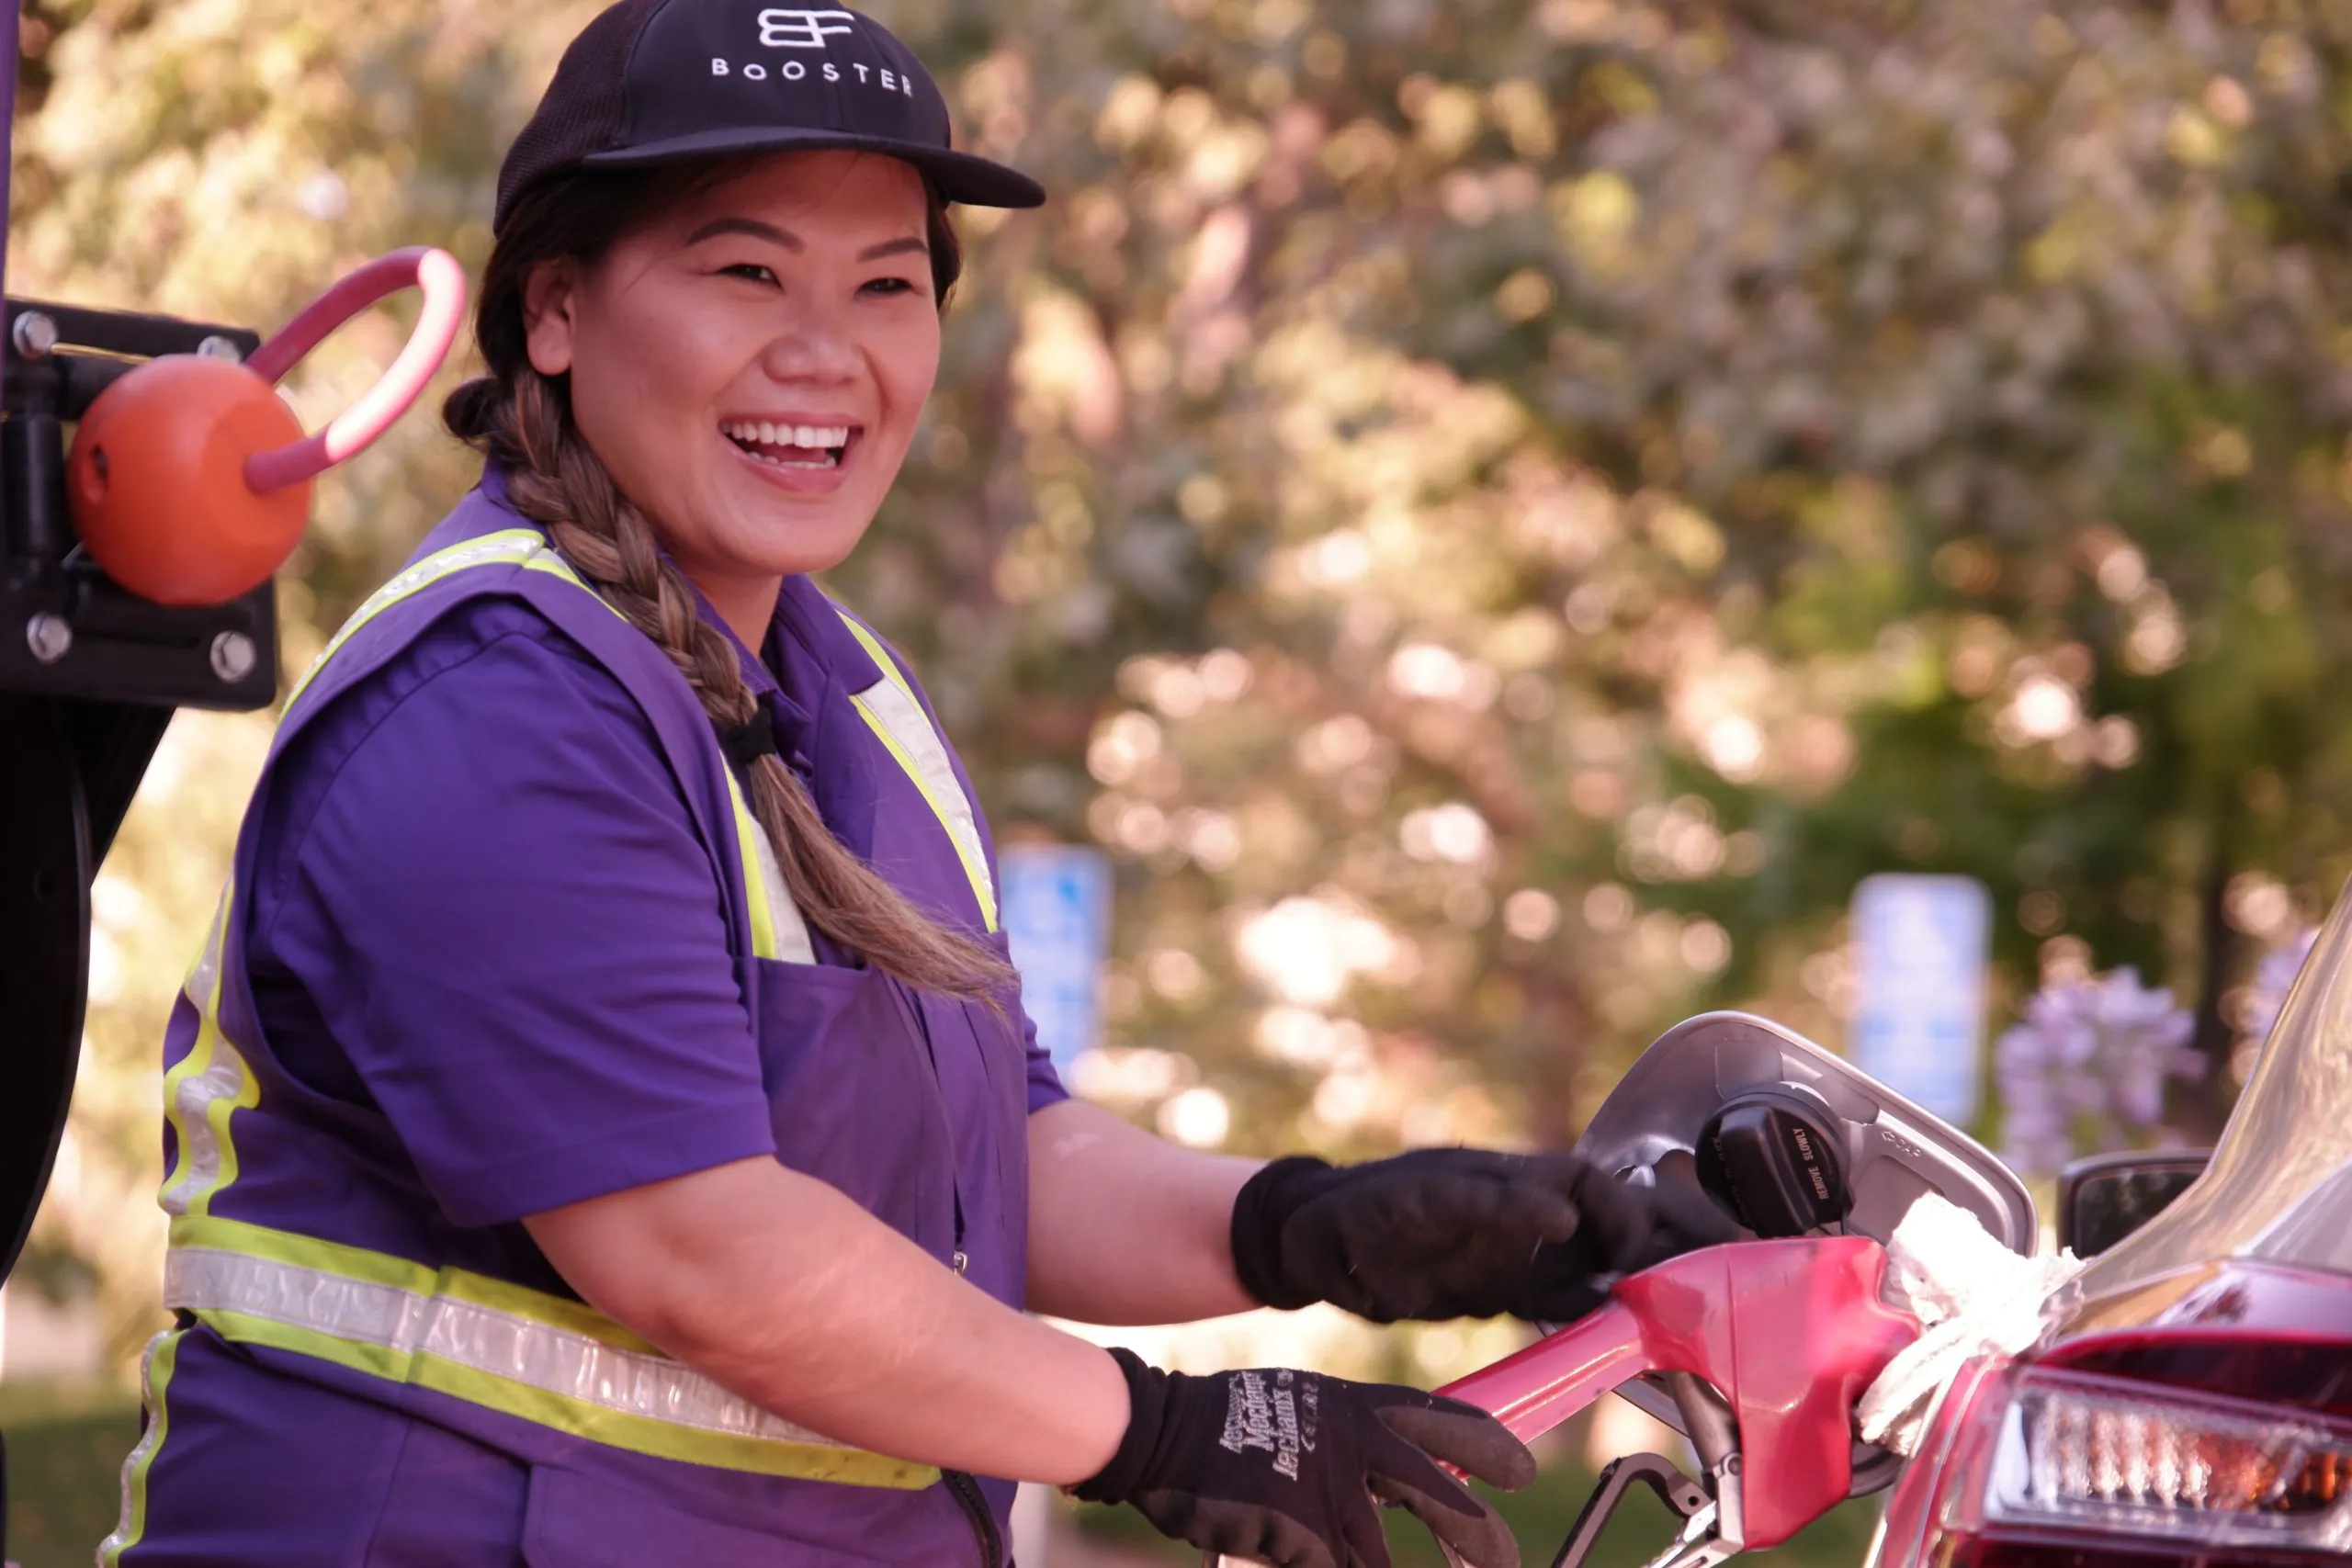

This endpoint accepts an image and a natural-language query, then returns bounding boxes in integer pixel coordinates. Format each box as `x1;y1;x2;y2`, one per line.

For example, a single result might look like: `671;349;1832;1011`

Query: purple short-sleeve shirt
243;503;1065;1235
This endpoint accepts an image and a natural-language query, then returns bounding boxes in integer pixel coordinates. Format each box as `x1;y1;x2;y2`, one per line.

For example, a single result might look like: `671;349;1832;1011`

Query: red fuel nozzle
1438;1236;1920;1550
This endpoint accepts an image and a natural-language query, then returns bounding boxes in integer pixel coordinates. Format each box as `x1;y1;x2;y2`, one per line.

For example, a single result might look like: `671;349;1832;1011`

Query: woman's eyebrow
681;217;930;264
685;216;804;249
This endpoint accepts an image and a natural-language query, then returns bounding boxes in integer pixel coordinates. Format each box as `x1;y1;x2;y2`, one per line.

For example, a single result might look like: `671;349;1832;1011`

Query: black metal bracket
1549;1452;1713;1568
0;296;277;712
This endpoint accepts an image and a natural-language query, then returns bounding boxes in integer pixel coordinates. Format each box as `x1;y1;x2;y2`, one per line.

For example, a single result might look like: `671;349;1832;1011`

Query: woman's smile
720;415;865;494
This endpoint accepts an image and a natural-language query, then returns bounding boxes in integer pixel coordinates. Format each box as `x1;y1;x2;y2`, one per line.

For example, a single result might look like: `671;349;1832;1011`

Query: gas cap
1696;1085;1853;1236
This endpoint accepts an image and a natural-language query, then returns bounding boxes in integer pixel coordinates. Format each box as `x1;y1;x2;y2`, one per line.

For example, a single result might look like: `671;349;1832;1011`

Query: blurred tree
840;0;2352;1156
18;0;2352;1371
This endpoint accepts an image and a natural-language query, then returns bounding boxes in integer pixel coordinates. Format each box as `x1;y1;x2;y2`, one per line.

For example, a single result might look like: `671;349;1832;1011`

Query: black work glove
1074;1348;1532;1568
1231;1148;1746;1325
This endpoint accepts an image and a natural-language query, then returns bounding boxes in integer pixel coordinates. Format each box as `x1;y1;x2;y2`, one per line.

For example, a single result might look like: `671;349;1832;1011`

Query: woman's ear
522;258;581;378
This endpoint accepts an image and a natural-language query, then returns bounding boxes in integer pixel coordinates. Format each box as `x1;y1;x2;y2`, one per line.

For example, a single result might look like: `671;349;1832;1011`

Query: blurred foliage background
8;0;2352;1552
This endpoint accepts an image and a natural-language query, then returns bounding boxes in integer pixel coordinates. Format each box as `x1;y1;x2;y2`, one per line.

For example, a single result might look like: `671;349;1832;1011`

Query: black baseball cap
495;1;1046;233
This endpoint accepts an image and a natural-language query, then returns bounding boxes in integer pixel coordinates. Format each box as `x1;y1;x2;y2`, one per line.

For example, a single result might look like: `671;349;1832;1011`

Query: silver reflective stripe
852;678;992;895
749;808;818;964
160;891;254;1219
98;1327;181;1566
158;1049;254;1217
828;610;998;930
164;1246;849;1450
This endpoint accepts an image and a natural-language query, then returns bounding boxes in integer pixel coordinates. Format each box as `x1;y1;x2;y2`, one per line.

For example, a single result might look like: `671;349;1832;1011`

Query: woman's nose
759;314;858;383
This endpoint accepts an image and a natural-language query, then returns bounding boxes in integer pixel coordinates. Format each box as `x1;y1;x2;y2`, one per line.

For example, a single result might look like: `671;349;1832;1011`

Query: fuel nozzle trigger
1550;1370;1746;1568
1547;1449;1736;1568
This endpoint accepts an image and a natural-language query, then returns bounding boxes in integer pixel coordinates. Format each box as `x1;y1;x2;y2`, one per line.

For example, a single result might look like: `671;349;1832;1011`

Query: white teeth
722;421;854;450
742;447;838;469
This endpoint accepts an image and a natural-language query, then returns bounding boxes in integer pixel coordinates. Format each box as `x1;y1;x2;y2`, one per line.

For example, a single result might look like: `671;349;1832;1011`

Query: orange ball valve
65;246;469;607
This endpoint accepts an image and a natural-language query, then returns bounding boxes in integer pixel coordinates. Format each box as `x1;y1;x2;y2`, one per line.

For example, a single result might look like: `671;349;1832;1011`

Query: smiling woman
92;4;1718;1566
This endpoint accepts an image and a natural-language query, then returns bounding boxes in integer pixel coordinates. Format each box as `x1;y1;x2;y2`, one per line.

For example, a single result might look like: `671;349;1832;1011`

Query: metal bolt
210;630;258;683
197;335;244;364
12;310;59;359
26;613;72;664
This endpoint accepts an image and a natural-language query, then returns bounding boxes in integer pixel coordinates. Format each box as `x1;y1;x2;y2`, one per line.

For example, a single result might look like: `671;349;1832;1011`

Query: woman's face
522;151;942;628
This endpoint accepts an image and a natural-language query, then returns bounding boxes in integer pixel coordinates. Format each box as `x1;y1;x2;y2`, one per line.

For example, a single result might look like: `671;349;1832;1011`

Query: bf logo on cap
757;8;857;48
715;7;916;96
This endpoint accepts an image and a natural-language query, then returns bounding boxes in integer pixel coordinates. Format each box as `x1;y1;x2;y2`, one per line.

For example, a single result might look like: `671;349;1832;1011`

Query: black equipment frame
0;300;270;1292
0;6;283;1547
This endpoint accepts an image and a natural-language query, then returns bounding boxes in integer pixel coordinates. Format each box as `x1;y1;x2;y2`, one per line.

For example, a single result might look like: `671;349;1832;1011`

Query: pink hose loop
243;246;469;494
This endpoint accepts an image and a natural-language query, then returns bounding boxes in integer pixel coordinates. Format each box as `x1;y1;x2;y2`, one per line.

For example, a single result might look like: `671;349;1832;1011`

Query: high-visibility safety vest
105;479;1035;1565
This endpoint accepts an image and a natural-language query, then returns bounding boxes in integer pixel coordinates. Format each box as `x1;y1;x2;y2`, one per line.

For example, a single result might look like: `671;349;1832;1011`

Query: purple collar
476;465;885;700
474;467;891;852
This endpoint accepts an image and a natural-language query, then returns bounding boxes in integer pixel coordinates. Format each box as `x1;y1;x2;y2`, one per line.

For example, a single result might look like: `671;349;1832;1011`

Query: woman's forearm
524;1156;1130;1484
1025;1099;1263;1325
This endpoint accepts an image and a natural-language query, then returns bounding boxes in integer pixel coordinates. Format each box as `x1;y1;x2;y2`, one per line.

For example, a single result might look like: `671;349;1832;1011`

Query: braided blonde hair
447;164;1012;999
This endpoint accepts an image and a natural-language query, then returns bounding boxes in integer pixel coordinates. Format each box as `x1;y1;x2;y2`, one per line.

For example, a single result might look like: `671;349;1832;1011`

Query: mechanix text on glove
1074;1348;1532;1568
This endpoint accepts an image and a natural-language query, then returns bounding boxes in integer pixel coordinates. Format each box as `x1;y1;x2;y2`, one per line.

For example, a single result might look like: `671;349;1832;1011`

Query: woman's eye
720;263;779;286
861;276;921;298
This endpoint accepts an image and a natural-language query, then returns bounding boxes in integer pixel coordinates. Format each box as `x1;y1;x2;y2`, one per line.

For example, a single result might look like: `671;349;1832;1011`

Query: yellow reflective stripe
722;765;782;963
831;614;999;931
98;1326;186;1566
196;1041;260;1221
155;907;217;1212
521;551;592;584
283;528;549;716
174;1213;423;1290
159;885;257;1219
165;1216;935;1489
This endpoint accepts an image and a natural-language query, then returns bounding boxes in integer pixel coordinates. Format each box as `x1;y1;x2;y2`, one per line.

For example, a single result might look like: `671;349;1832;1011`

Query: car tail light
1988;1370;2349;1546
1872;1360;2352;1567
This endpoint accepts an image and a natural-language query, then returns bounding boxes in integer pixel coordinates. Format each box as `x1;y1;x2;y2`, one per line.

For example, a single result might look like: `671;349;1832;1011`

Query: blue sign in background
1848;874;1992;1127
998;843;1113;1076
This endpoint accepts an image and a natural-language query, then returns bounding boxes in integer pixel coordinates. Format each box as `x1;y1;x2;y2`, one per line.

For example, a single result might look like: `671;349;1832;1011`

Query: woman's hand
1074;1348;1533;1568
1230;1148;1747;1324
